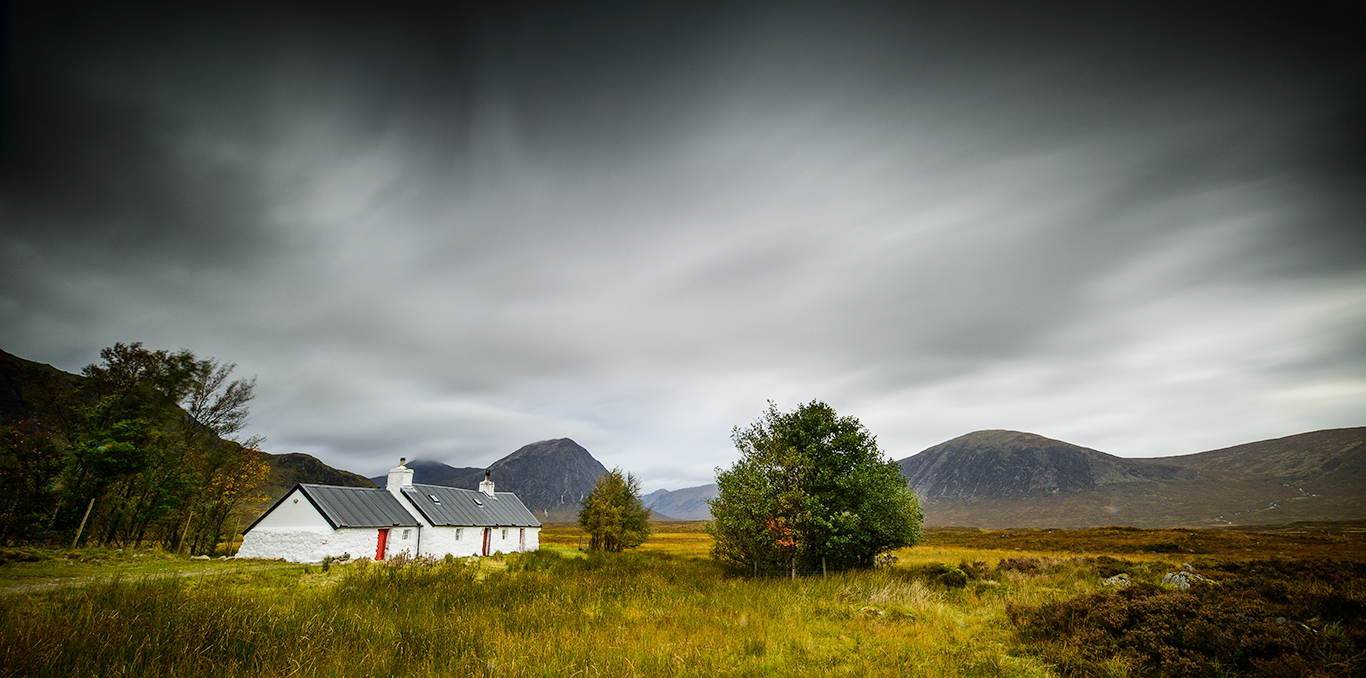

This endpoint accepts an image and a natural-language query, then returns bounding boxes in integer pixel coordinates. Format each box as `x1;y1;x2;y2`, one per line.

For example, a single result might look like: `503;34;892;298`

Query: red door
376;529;389;560
482;527;491;556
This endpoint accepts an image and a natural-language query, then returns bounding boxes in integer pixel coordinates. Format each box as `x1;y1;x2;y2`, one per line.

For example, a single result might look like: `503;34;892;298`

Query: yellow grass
0;522;1360;677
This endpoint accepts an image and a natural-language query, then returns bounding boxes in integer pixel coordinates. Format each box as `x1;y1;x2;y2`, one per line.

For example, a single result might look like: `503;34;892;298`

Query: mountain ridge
368;438;609;522
898;427;1366;528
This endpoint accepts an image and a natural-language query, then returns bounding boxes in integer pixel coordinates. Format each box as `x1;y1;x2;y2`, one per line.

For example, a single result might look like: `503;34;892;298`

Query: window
456;528;463;540
402;529;410;540
501;528;508;540
472;497;483;506
428;494;441;504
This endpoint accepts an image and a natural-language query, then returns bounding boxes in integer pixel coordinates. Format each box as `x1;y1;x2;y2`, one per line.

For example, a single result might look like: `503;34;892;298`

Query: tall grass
4;532;1361;677
2;550;1054;678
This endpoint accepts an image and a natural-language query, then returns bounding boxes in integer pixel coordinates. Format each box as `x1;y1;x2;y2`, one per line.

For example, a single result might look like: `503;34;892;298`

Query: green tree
0;420;65;542
707;400;922;575
50;343;263;552
577;467;652;552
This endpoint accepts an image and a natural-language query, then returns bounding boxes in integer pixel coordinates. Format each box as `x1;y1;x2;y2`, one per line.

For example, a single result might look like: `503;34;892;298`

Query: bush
925;563;968;588
996;557;1043;573
1008;558;1366;677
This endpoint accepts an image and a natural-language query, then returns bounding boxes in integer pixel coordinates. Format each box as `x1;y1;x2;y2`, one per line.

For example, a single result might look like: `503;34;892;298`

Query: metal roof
402;484;541;528
298;484;421;529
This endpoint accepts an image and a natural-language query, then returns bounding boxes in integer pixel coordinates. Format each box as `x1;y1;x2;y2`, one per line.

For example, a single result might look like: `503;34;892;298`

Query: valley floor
1;521;1362;677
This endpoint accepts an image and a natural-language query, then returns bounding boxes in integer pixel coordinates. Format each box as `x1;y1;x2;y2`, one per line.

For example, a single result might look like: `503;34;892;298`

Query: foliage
1008;558;1366;678
925;563;968;588
708;400;923;574
0;342;266;554
0;420;65;542
578;467;652;552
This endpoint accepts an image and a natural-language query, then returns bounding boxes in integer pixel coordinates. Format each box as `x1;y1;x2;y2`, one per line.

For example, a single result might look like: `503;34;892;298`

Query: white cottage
237;460;542;563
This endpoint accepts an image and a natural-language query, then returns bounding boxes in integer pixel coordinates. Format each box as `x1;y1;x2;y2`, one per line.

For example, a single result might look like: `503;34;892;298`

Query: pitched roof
402;483;541;528
297;484;422;529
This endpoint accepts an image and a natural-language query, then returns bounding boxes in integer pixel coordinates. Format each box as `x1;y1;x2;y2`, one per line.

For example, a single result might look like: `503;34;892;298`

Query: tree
36;342;264;553
577;467;652;552
707;400;923;575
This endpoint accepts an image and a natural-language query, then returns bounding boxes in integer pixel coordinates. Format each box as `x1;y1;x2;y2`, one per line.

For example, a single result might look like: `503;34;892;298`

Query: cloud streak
2;0;1363;490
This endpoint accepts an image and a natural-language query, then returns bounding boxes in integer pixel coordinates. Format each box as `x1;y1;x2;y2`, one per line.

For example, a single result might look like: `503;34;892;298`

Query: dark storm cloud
1;0;1363;485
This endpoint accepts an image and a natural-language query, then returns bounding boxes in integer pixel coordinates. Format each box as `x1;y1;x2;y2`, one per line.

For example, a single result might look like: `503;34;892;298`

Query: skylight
428;494;441;503
472;497;483;506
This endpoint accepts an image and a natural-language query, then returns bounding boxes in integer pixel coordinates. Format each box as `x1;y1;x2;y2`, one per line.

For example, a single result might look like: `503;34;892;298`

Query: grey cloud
2;0;1363;489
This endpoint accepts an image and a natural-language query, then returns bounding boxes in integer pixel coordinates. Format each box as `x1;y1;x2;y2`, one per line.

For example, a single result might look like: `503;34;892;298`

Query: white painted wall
251;488;332;529
237;526;387;563
410;525;540;558
389;526;419;559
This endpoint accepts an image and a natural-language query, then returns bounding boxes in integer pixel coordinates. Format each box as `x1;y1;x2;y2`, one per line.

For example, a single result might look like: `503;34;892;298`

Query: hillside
899;428;1366;528
369;438;609;522
367;459;484;489
0;348;77;429
260;452;375;504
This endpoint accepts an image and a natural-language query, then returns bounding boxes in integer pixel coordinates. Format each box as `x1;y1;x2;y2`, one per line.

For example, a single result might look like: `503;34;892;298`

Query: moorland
2;521;1363;678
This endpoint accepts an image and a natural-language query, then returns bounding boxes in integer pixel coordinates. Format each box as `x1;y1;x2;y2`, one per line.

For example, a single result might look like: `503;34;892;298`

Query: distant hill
261;452;375;504
370;438;609;522
643;484;718;521
899;428;1366;528
0;348;77;430
366;459;484;488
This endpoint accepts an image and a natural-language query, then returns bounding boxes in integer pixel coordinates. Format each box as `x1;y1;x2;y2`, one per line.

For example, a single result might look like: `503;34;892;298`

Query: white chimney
387;457;414;495
479;469;495;497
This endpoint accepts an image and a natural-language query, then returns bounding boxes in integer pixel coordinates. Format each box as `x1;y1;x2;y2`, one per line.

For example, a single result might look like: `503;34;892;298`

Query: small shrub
958;560;991;580
925;563;968;588
996;557;1043;574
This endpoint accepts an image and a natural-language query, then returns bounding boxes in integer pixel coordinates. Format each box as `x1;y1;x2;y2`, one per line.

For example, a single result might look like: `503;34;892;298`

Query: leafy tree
30;342;265;553
0;420;65;541
707;400;922;575
577;467;652;552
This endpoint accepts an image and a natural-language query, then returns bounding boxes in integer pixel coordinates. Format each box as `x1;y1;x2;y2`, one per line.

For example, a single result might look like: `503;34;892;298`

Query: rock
191;555;210;560
1102;574;1132;587
1160;571;1209;591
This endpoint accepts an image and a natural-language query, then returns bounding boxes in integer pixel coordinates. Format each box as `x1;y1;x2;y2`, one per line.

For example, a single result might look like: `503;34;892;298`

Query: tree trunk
178;510;194;554
71;496;96;548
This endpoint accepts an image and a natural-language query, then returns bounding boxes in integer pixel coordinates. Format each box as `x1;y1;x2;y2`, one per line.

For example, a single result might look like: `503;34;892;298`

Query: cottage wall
251;488;332;529
237;526;386;563
412;525;541;558
418;526;479;558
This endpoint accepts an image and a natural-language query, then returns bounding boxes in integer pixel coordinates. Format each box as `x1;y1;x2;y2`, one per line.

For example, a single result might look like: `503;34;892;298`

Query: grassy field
1;522;1363;677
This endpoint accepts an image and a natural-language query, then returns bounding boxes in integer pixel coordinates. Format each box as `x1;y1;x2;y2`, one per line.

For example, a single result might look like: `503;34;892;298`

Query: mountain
899;428;1366;528
643;484;718;521
261;452;375;504
366;459;484;488
0;348;78;430
370;438;609;522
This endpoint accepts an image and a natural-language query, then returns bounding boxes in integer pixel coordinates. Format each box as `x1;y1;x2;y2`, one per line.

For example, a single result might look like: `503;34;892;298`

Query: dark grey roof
297;484;421;529
402;484;541;528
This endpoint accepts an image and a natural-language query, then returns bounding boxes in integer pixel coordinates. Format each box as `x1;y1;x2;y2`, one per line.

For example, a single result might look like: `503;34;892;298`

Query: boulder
1102;573;1131;587
1160;571;1210;591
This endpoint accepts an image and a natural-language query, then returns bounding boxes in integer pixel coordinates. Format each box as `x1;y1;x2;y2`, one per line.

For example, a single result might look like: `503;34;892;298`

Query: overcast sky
2;0;1363;490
